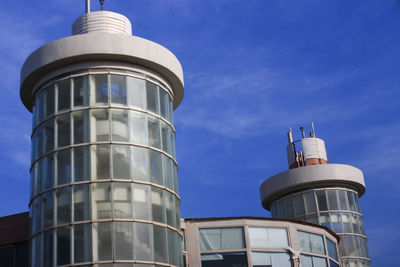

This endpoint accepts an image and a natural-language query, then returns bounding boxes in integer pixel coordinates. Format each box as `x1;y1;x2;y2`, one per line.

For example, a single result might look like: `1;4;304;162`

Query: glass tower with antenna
20;1;184;266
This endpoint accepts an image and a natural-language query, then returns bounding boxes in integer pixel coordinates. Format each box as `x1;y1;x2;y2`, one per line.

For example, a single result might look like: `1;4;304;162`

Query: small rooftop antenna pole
100;0;105;11
311;122;316;137
288;128;293;144
86;0;91;13
300;126;305;139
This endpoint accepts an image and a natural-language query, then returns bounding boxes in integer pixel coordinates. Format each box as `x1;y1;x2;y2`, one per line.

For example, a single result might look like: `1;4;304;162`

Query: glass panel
132;146;149;182
93;183;111;219
74;146;90;182
319;213;330;228
112;145;131;180
330;260;339;267
151;187;165;223
34;127;43;160
112;109;129;141
150;150;163;185
57;149;71;185
111;74;127;105
134;223;153;261
161;122;171;154
347;191;356;211
283;197;294;218
133;184;151;220
327;238;338;261
304;191;317;213
113;183;132;218
201;252;248;267
252;252;291;267
300;255;312;267
354;194;361;213
42;192;54;228
330;212;342;233
94;74;109;104
341;213;353;233
74;184;90;221
163;155;173;190
165;190;176;227
153;225;167;263
57;114;71;147
312;256;327;267
298;231;311;252
221;227;245;250
36;159;43;194
45;85;55;117
57;226;71;265
199;228;244;251
73;76;88;107
56;187;71;225
327;190;339;210
43;120;54;153
91;109;109;142
74;224;91;263
293;194;305;217
148;116;161;149
43;154;54;190
172;163;178;193
168;92;174;123
131;111;147;145
127;76;146;109
36;91;45;123
338;190;349;210
146;81;159;114
316;190;328;211
95;222;112;261
268;228;288;248
248;227;268;248
92;145;110;180
159;89;169;119
167;229;179;266
73;110;89;144
43;230;53;267
114;222;134;260
310;232;325;255
57;79;71;111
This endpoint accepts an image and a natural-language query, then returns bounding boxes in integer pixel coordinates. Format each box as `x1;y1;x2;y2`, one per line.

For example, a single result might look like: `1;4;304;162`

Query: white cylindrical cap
301;137;328;161
72;11;132;35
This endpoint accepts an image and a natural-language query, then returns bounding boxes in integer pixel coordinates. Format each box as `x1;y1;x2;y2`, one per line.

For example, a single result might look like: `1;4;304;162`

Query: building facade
260;127;370;267
20;5;184;267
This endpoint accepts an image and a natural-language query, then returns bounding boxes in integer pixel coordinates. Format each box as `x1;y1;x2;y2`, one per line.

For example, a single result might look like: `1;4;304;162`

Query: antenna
288;128;293;143
300;127;305;139
100;0;105;11
311;122;316;137
86;0;91;13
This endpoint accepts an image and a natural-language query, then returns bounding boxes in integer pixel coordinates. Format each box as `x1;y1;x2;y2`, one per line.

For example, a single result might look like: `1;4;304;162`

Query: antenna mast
100;0;105;11
86;0;91;13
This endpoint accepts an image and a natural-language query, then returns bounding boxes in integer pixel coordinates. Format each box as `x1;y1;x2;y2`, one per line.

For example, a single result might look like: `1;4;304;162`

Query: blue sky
0;0;399;265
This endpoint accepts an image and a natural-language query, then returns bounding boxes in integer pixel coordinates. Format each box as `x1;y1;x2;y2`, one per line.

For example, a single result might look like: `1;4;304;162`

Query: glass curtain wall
29;69;181;267
270;188;370;267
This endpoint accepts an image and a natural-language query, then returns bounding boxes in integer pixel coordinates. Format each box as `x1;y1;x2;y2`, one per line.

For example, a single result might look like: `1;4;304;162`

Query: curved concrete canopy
260;164;366;210
20;32;184;112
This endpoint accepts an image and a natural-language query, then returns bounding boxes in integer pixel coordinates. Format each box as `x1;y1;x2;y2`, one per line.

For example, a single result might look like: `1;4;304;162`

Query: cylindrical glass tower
21;9;184;267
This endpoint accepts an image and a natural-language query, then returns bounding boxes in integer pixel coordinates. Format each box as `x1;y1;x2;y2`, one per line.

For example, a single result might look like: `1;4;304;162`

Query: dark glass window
316;191;328;211
201;252;248;267
57;79;71;111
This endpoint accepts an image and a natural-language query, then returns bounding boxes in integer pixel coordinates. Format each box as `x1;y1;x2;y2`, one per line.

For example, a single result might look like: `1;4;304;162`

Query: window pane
310;232;325;255
165;191;176;227
132;146;149;182
113;183;132;218
327;238;338;261
133;184;151;220
36;91;45;123
221;227;245;250
73;76;88;107
338;190;349;210
148;116;161;149
74;146;90;182
57;114;70;147
57;149;71;185
159;89;169;119
57;79;71;111
74;224;91;263
347;191;356;211
131;111;147;145
127;76;146;109
327;190;339;210
57;226;71;265
134;223;153;261
57;187;71;225
43;120;54;153
316;190;328;211
92;145;110;180
153;225;167;263
42;192;54;228
304;191;317;214
114;222;134;260
312;256;327;267
298;231;311;252
45;85;55;117
200;228;244;251
111;74;127;105
146;81;159;114
44;154;54;190
249;227;268;248
201;252;248;267
92;183;111;219
268;228;288;248
43;230;53;267
163;156;173;190
74;184;90;221
300;255;312;267
112;145;131;180
111;109;129;141
167;229;179;266
161;122;171;154
293;194;305;217
94;74;109;104
91;109;109;142
94;222;112;261
73;110;89;144
151;187;165;223
150;150;163;185
34;127;43;160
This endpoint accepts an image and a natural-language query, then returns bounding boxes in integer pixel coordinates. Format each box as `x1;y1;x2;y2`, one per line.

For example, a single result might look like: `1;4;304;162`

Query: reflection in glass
74;184;90;221
57;187;71;225
74;146;90;182
127;76;146;109
146;81;159;114
151;187;164;223
42;192;53;228
150;150;163;185
111;109;129;141
133;184;150;220
73;76;88;107
45;85;55;117
73;110;89;144
57;79;71;111
199;228;245;251
114;222;134;260
94;222;112;261
93;183;111;219
132;146;149;182
44;154;54;190
94;74;108;104
113;183;132;218
111;74;127;105
92;145;110;180
57;226;71;265
74;224;91;263
43;120;54;153
57;114;70;147
131;112;146;145
316;191;328;211
43;230;54;267
91;109;109;142
148;116;161;149
134;223;153;261
154;225;167;263
57;149;71;185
